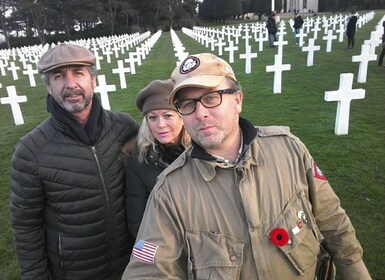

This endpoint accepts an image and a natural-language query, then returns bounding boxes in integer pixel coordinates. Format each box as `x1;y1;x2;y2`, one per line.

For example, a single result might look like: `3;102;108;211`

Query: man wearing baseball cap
122;53;371;279
10;44;139;279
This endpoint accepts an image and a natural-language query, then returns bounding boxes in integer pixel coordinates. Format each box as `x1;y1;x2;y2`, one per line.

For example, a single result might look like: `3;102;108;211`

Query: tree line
0;0;384;49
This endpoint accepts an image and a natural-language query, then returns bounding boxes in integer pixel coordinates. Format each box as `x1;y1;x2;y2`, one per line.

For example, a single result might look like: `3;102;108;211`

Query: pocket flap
185;229;244;269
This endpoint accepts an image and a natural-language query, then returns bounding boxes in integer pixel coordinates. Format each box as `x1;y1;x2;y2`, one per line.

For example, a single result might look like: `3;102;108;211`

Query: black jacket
293;15;304;29
125;144;184;237
266;16;277;34
346;15;358;37
10;96;139;280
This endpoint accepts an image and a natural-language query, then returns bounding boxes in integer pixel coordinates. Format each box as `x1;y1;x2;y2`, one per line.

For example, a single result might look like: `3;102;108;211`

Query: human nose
157;117;167;127
194;100;209;118
64;73;78;88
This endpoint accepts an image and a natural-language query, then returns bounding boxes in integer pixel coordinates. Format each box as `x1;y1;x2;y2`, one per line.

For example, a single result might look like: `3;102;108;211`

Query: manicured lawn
0;10;384;279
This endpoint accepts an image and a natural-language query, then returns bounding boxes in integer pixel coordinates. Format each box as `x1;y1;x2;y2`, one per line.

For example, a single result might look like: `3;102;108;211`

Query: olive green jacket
122;119;371;280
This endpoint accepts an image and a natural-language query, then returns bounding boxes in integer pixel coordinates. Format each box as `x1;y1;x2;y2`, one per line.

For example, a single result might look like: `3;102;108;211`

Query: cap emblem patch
180;56;200;74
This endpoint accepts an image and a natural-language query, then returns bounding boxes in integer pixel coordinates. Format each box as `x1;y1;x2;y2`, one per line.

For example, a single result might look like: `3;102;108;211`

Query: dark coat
10;99;139;280
266;16;278;34
346;15;358;37
293;15;304;29
125;144;184;237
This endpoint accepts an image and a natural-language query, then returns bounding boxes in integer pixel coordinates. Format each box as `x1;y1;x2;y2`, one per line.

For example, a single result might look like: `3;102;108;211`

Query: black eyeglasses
174;88;237;115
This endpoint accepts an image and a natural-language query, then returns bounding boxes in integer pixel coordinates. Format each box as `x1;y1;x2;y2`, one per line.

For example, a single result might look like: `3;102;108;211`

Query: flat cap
37;44;96;73
136;79;175;115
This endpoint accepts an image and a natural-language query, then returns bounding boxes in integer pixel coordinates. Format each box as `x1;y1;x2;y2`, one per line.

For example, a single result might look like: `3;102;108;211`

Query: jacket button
230;255;237;262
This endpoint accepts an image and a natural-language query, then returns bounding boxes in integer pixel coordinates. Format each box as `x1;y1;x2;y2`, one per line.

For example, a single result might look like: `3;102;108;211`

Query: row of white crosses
93;30;162;110
181;11;378;135
182;12;374;94
170;28;189;65
0;30;162;125
325;16;384;135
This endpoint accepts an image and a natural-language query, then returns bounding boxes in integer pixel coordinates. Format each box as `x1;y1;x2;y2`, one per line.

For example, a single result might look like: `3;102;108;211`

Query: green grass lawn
1;10;384;279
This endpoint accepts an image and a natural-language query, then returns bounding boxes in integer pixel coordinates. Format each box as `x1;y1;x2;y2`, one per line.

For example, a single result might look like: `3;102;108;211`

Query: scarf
46;94;103;146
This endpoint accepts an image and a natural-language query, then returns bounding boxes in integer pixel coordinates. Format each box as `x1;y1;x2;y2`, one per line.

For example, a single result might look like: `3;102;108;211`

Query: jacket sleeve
302;146;371;279
125;157;151;237
10;139;49;280
122;182;187;280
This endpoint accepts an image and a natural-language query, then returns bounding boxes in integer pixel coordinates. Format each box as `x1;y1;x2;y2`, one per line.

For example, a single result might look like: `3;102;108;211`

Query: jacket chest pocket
185;229;244;280
267;188;323;275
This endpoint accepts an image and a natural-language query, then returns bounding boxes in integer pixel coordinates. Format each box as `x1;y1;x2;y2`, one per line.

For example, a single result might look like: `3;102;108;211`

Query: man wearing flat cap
10;44;139;279
122;53;371;280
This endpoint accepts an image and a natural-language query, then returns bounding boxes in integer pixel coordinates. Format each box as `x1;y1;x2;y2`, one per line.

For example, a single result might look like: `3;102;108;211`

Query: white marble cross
296;29;307;47
7;61;20;80
352;44;377;83
224;40;238;63
209;37;217;52
322;30;337;52
239;45;257;74
103;47;113;64
112;60;131;89
18;54;29;69
322;17;331;35
0;85;27;125
311;20;322;40
336;23;345;42
302;38;320;67
274;30;288;57
241;26;252;47
111;43;121;58
324;73;365;135
215;38;226;56
93;50;103;70
255;28;267;52
94;75;116;110
363;31;382;55
266;54;291;94
233;28;241;45
135;47;144;66
0;59;7;76
124;52;138;74
22;64;38;87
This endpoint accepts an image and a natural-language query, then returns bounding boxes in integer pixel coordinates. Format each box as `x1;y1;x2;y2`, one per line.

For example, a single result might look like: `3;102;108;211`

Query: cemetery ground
0;10;384;279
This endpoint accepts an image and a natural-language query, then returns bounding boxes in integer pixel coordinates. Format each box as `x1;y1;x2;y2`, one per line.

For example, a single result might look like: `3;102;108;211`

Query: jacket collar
191;117;266;181
47;94;103;145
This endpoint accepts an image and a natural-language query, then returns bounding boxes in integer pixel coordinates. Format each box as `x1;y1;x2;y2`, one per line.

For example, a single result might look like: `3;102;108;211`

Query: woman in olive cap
124;79;190;238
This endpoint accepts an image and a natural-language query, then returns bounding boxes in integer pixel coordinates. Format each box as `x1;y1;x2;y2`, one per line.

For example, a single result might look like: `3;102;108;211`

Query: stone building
284;0;318;13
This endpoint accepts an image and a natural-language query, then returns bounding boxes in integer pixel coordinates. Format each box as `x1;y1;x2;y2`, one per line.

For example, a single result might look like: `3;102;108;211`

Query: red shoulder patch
312;160;327;181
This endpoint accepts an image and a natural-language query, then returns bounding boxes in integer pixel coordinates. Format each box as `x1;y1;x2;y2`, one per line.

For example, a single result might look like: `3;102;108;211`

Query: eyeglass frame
173;88;238;115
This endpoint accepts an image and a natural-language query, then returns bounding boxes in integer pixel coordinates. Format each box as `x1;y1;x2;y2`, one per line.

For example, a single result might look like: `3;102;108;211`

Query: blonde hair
137;116;191;163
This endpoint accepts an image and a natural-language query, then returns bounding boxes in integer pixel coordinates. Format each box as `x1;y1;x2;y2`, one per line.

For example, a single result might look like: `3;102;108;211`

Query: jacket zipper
90;146;117;270
58;234;64;271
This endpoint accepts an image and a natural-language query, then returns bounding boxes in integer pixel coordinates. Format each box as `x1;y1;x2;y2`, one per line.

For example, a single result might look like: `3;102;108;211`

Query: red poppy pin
270;228;290;247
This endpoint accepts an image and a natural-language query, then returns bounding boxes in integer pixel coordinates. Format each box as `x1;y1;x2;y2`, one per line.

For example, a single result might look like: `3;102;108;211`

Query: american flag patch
132;240;158;264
